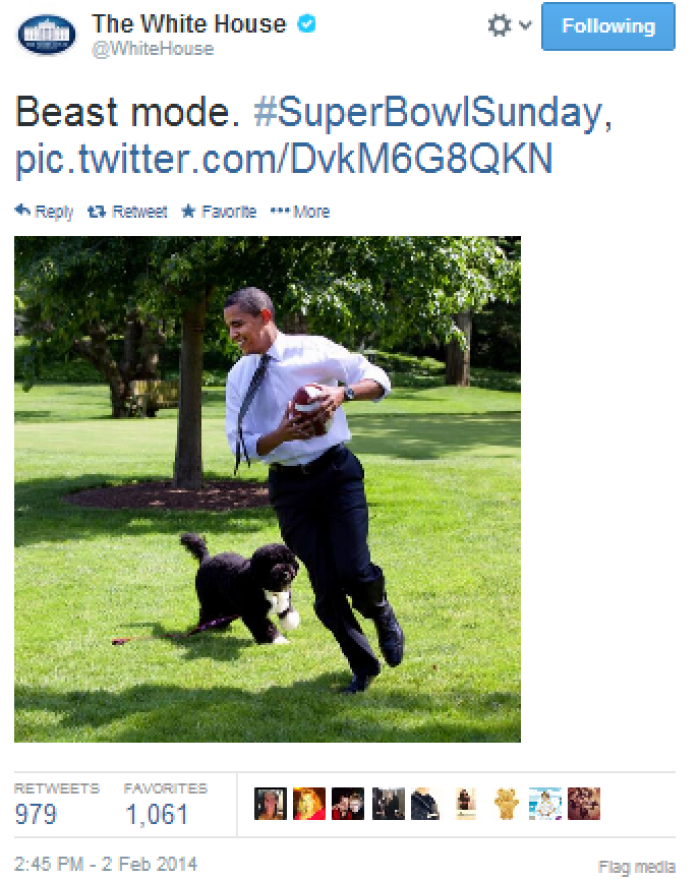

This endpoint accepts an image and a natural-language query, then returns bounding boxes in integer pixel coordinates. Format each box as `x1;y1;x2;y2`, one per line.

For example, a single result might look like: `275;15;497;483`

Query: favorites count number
127;803;187;827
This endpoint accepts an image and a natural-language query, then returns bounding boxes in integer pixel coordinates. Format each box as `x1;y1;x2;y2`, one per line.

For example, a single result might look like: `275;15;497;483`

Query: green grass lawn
15;381;520;743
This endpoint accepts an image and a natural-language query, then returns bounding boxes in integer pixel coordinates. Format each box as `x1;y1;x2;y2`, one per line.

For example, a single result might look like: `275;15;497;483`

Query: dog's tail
180;532;210;564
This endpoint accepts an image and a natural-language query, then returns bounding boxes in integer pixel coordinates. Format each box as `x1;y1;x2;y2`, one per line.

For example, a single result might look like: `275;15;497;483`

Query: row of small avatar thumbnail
253;786;602;821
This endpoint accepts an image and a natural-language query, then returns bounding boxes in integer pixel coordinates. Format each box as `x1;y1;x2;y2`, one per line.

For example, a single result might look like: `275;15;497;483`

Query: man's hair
224;287;275;321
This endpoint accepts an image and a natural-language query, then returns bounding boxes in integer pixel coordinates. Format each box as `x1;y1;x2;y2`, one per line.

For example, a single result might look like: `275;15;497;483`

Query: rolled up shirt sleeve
325;342;391;400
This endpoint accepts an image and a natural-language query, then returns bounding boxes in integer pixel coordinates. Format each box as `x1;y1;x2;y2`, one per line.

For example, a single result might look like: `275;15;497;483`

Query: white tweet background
7;3;697;876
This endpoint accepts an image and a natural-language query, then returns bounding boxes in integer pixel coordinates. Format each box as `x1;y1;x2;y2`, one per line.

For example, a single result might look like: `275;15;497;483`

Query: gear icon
488;13;512;36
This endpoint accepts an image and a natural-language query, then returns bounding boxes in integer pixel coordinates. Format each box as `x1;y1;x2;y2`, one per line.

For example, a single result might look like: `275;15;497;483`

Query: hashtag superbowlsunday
267;96;604;137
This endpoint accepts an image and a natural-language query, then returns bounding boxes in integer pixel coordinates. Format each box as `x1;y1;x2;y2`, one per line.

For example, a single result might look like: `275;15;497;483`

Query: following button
542;2;675;50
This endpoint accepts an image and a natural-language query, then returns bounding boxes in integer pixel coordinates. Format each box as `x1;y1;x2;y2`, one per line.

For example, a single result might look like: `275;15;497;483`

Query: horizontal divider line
16;836;678;841
13;770;677;775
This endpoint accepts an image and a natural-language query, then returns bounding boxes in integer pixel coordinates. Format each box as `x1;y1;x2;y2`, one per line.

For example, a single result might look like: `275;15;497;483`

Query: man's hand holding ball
275;403;316;443
272;385;340;444
291;383;344;437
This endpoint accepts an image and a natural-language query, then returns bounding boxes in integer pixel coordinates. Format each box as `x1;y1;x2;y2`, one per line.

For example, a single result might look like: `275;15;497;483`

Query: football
292;384;333;436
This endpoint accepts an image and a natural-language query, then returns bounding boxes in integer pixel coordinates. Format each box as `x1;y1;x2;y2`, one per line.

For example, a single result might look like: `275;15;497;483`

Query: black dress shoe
341;672;377;694
373;605;404;667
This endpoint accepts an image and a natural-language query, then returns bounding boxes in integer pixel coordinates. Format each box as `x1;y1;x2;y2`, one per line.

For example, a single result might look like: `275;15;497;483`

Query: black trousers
268;445;384;676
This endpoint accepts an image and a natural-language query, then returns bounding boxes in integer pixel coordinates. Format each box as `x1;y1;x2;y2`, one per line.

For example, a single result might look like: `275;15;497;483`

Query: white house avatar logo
19;15;75;55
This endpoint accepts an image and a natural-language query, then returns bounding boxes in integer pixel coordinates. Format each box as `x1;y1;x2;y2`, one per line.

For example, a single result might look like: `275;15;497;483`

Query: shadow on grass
109;621;250;663
15;473;276;548
15;675;520;743
15;410;57;422
351;412;520;459
15;410;117;423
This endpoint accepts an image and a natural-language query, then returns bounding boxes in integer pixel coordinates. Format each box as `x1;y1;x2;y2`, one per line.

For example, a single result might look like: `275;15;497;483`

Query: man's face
223;303;270;355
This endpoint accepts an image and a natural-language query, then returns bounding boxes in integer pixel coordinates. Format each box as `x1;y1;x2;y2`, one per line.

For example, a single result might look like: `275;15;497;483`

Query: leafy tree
443;236;521;385
15;237;165;416
145;236;249;488
469;236;521;373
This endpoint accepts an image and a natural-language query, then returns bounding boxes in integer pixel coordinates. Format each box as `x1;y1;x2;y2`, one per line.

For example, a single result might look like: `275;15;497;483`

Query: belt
269;443;344;476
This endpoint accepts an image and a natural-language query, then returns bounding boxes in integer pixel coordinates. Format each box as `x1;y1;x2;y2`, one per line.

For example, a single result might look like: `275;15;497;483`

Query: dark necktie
235;353;270;474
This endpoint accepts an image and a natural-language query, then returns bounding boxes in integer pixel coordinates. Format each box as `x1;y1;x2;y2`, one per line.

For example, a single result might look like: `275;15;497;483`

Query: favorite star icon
181;204;196;218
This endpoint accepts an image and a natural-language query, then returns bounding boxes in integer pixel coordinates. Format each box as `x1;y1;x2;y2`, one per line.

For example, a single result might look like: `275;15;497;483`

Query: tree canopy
17;235;519;362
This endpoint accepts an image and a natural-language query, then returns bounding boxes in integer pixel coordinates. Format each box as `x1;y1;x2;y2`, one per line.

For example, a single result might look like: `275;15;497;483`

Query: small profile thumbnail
411;787;441;820
331;788;365;820
372;788;405;820
568;787;601;820
293;787;326;821
529;787;563;820
456;787;477;820
254;788;286;821
495;788;519;820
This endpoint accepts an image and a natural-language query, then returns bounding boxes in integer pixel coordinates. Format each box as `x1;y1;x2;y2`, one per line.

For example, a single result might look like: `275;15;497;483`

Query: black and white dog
180;533;300;644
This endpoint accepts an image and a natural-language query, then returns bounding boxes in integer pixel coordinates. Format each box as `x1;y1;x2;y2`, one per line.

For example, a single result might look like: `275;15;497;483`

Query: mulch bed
66;480;269;511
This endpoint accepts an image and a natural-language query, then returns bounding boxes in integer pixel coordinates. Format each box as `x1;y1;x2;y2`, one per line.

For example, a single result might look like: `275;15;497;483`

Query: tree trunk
121;312;140;381
173;294;208;488
73;324;130;417
138;318;165;379
281;311;309;335
122;312;164;382
445;310;473;386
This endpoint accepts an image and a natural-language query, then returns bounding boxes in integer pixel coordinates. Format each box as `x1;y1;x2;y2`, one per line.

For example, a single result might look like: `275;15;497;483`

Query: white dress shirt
225;331;391;467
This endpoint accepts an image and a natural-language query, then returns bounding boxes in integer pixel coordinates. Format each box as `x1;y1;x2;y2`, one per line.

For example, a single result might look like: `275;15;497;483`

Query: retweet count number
16;804;57;825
